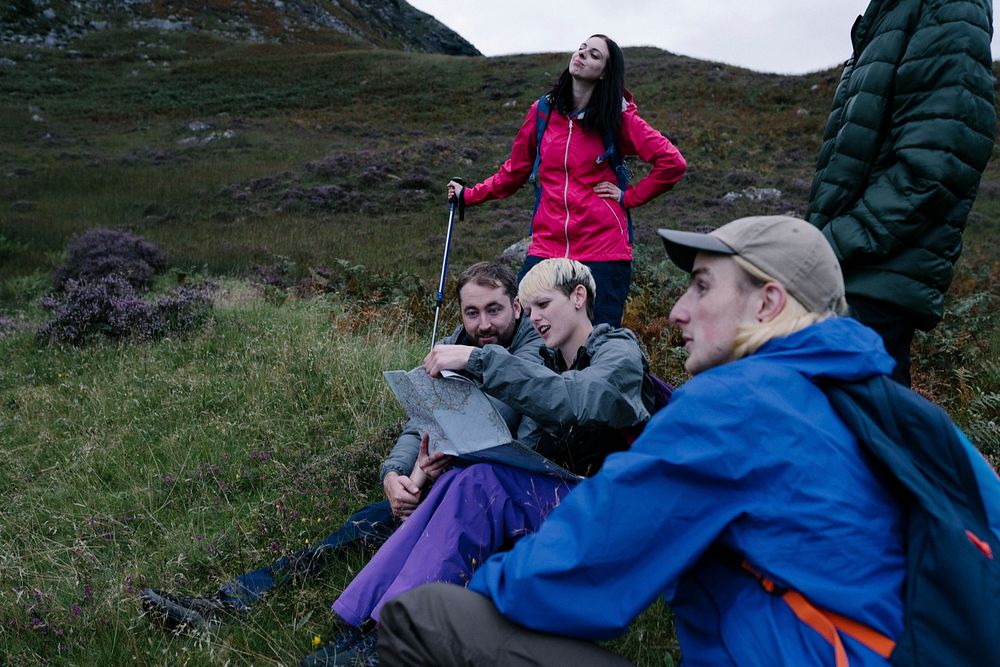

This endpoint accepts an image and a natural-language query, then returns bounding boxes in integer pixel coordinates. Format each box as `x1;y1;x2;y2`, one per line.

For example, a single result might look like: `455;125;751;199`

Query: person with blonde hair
300;258;655;666
377;216;1000;666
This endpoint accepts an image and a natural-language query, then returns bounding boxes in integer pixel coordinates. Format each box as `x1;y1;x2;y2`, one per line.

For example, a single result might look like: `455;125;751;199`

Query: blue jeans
518;256;632;328
218;501;397;608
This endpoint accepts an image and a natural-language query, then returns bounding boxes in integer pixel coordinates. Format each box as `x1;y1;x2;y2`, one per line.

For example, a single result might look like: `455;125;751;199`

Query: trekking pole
430;177;465;352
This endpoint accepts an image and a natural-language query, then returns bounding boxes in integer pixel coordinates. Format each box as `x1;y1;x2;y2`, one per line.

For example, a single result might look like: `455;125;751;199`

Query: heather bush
0;314;20;338
36;276;211;346
154;286;214;334
252;255;298;289
53;228;168;292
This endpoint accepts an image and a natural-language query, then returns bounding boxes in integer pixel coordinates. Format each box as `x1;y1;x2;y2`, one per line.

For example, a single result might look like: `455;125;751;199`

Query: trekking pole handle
447;177;466;203
449;176;466;221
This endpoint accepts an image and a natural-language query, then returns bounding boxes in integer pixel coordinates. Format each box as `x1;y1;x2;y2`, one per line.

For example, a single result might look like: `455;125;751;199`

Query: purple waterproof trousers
332;463;574;625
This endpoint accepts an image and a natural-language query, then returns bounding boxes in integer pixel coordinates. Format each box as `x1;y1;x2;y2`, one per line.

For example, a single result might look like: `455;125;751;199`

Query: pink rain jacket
463;95;686;262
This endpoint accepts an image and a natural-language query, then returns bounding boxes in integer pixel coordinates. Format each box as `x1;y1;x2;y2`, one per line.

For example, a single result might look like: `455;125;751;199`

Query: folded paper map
383;367;580;480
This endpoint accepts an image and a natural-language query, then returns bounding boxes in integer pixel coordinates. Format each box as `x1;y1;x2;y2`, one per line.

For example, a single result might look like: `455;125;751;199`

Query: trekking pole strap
741;560;895;665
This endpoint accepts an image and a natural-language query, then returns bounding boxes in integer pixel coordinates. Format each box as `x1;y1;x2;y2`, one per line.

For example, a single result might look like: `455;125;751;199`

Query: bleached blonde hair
518;258;597;321
730;255;846;360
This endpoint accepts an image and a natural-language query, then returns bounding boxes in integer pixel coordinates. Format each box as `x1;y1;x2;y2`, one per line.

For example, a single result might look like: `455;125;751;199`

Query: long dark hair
545;34;626;138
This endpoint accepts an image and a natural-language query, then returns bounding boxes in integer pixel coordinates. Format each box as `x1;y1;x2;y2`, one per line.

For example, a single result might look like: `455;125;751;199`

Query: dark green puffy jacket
807;0;996;329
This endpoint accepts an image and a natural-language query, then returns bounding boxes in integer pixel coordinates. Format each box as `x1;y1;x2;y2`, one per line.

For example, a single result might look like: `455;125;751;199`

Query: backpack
528;95;634;241
647;370;673;414
620;370;673;445
748;374;1000;667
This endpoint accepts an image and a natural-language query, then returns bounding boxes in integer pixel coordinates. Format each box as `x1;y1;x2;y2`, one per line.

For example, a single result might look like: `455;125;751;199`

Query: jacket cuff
379;463;408;482
466;347;487;377
622;189;633;209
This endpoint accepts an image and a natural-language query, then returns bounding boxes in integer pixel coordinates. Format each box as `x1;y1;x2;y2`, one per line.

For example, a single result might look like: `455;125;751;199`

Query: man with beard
141;262;543;628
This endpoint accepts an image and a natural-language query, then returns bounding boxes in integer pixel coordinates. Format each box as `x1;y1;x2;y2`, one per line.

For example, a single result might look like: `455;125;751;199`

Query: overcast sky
408;0;999;74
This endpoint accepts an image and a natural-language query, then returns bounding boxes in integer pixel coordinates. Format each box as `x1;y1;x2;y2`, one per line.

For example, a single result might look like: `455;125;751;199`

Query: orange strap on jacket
742;560;895;666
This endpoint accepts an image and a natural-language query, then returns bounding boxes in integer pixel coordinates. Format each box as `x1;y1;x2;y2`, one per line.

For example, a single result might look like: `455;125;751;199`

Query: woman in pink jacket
448;34;687;326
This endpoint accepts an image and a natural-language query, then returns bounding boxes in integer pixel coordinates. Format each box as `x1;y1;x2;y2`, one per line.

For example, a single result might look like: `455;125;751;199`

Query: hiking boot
140;588;241;630
299;623;378;666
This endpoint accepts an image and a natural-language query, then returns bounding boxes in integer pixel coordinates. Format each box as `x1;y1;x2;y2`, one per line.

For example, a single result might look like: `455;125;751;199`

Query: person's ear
512;297;522;319
573;284;588;310
757;282;787;323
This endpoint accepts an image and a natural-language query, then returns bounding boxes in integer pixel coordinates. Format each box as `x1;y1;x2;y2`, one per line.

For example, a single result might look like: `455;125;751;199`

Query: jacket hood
585;323;643;355
749;316;894;382
539;323;646;370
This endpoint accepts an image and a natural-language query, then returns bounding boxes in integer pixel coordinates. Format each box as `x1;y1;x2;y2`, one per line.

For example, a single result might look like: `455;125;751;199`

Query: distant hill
0;0;481;55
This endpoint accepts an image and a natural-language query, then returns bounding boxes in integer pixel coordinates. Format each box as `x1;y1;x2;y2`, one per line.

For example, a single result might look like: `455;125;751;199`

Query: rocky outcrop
350;0;480;56
0;0;481;55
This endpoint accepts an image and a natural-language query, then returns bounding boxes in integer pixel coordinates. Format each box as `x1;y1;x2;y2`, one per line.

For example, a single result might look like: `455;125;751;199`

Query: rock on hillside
0;0;481;55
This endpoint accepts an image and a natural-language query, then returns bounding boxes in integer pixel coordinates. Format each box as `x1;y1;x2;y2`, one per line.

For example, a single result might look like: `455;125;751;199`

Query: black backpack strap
595;100;633;241
528;95;552;236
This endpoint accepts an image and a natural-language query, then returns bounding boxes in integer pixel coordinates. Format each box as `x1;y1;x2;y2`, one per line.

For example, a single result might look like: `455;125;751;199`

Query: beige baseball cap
657;215;846;314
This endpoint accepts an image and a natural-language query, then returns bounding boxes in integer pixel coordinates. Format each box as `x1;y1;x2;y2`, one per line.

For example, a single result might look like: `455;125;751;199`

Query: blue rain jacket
470;317;999;665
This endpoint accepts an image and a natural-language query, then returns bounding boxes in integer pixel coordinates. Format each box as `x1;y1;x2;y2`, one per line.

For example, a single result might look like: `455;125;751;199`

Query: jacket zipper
563;119;573;257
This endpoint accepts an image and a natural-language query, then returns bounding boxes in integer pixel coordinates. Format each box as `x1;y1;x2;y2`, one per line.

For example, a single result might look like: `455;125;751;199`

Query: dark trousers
218;501;397;608
848;295;918;388
518;256;632;328
379;583;633;667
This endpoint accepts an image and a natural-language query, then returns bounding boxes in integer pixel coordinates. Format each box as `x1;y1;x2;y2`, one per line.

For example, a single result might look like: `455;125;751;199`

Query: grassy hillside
1;30;998;665
0;30;858;280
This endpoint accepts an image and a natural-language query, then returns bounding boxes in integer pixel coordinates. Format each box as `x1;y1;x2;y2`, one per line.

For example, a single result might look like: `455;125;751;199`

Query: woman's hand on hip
594;181;622;202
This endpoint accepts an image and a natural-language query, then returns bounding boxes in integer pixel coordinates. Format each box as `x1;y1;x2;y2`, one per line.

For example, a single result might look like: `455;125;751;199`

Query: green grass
0;29;998;666
0;274;692;665
0;289;425;664
1;245;996;665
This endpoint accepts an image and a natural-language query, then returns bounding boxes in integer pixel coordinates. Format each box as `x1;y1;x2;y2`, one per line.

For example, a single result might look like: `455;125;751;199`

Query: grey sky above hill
409;0;999;74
